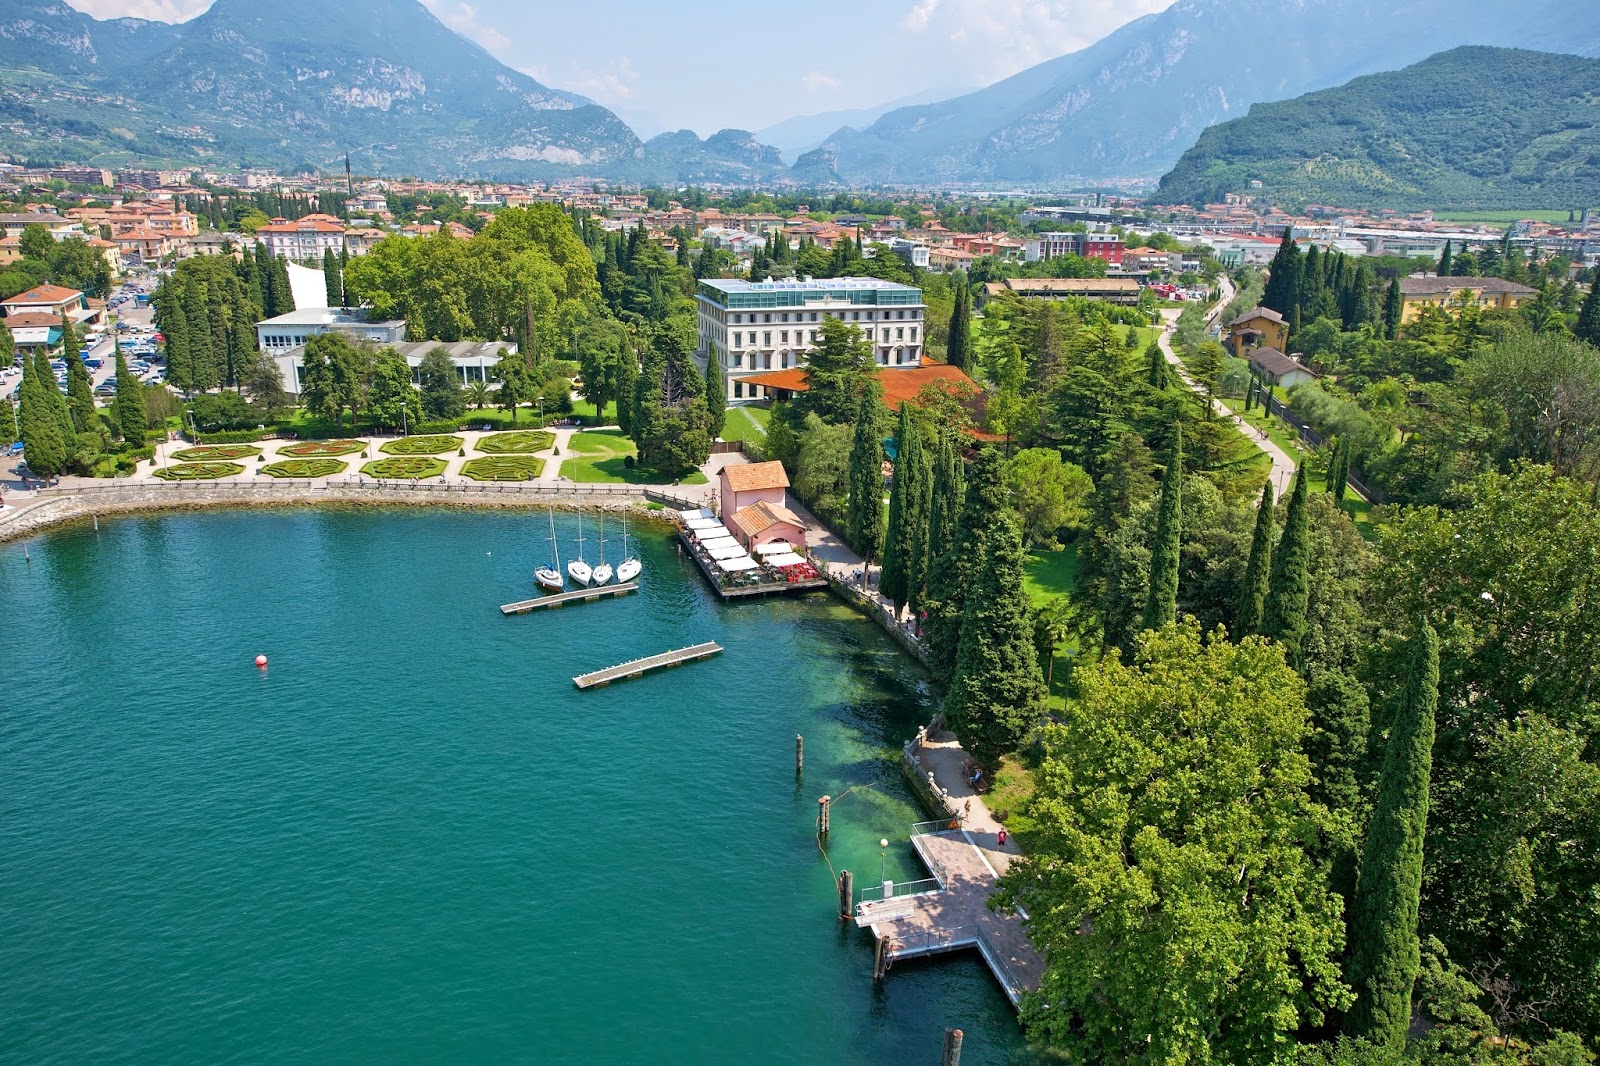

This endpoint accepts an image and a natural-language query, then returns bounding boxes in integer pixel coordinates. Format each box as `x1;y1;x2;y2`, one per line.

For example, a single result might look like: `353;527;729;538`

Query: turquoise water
0;509;1033;1064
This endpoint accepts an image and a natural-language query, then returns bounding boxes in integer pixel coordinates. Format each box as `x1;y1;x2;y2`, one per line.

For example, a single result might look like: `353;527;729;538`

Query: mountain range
3;0;1600;190
1157;47;1600;211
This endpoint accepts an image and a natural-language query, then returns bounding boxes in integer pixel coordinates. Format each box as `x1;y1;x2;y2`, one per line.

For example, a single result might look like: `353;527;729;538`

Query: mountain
756;86;974;163
640;128;787;185
811;0;1600;184
0;0;642;177
1157;48;1600;211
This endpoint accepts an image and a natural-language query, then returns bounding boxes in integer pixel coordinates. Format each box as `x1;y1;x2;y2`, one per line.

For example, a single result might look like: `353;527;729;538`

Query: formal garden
173;444;260;461
460;455;544;481
362;457;447;478
279;439;366;457
261;459;347;479
153;461;246;481
475;430;553;454
379;435;464;456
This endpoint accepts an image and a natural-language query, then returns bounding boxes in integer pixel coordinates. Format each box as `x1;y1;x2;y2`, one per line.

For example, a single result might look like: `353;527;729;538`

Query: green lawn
1431;209;1571;224
564;429;708;485
1022;544;1083;707
568;399;618;426
721;405;770;444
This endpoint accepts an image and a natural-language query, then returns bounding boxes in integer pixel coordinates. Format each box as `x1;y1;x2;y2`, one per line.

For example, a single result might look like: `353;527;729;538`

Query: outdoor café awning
762;552;806;567
699;536;739;552
753;541;795;556
708;543;748;560
717;555;761;572
686;517;721;531
678;508;715;522
694;527;734;543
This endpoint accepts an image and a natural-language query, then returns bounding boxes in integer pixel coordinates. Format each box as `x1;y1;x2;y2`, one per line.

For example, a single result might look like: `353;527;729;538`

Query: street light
879;838;889;883
537;395;545;423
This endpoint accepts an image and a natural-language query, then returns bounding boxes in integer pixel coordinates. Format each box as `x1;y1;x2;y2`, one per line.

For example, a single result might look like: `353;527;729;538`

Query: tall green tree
1382;278;1402;340
1235;481;1275;639
17;348;66;479
1145;340;1169;390
1345;623;1439;1048
704;353;726;438
1141;424;1183;632
1436;240;1453;278
417;346;465;420
1262;467;1311;669
244;351;287;418
880;403;926;614
1261;228;1301;317
113;352;146;447
36;350;76;467
846;390;885;565
1576;282;1600;348
323;248;342;307
924;446;1003;682
946;272;973;372
366;347;422;432
614;334;638;433
62;321;95;433
944;510;1045;765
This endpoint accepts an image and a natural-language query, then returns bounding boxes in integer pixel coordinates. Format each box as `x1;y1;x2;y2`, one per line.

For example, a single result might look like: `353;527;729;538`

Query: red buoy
255;654;268;668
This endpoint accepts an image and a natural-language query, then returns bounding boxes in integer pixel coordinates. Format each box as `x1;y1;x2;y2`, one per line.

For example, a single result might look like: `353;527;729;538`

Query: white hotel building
695;277;926;401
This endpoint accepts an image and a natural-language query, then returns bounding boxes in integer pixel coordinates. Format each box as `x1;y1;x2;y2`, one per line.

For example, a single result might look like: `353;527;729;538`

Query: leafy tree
1345;623;1438;1048
846;391;885;564
243;352;287;418
1236;481;1276;638
418;346;465;420
999;623;1351;1061
1262;228;1301;317
366;348;422;433
1262;467;1311;669
1005;447;1092;549
18;224;54;261
113;352;146;447
1465;331;1600;480
1142;424;1183;631
704;353;726;438
944;510;1044;765
797;317;876;423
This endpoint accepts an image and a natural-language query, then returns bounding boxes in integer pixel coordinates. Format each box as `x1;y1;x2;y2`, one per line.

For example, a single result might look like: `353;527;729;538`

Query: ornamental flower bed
173;445;260;461
461;456;544;482
261;459;347;479
475;431;554;454
153;462;246;481
379;435;463;456
278;439;366;457
362;457;448;479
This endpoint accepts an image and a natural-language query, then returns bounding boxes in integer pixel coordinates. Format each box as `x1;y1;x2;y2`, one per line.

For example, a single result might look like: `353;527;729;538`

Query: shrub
279;439;365;457
362;457;447;478
460;455;544;481
262;458;347;478
153;461;245;481
196;429;274;444
476;431;554;454
174;444;260;461
379;434;463;456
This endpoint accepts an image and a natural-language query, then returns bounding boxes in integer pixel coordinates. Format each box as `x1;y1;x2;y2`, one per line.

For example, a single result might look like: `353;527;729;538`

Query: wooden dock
854;826;1045;1009
678;531;829;600
500;582;638;615
572;641;723;689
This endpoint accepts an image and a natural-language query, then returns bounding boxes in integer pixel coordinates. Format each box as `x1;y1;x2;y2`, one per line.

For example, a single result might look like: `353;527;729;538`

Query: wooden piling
817;795;830;837
838;870;853;920
795;734;804;776
940;1028;964;1066
872;934;890;981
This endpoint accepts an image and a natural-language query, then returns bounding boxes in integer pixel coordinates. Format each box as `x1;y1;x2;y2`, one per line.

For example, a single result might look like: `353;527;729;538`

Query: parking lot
3;275;165;405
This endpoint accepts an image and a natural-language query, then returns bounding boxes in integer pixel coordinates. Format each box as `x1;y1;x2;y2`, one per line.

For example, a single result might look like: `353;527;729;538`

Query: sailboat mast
548;506;561;569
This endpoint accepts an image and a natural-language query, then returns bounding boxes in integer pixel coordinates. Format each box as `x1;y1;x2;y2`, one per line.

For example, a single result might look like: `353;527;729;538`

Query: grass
279;439;365;457
153;461;244;480
362;457;447;478
1431;209;1571;224
985;755;1041;849
567;399;617;425
720;404;770;445
1023;544;1083;706
460;455;544;481
261;458;346;478
380;434;463;456
563;429;709;485
476;430;553;454
173;444;259;461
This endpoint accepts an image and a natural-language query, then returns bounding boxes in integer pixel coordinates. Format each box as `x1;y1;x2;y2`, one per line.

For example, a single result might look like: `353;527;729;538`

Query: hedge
262;458;347;479
379;434;463;456
195;429;275;444
476;431;554;454
174;444;261;461
153;461;246;481
460;455;544;481
362;457;447;478
279;439;366;457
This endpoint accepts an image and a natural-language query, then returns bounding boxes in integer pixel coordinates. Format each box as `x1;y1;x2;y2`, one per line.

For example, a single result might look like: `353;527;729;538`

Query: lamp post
879;838;889;883
537;395;545;424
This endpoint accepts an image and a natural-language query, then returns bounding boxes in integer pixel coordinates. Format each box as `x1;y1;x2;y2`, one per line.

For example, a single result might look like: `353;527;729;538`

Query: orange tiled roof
4;311;62;326
4;284;82;305
722;460;791;493
729;500;806;539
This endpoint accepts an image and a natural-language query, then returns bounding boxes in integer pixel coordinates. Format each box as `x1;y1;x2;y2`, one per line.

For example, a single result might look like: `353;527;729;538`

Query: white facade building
695;277;926;401
255;308;407;357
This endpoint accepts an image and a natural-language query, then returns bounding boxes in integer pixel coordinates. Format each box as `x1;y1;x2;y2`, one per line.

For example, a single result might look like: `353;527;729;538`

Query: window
896;328;904;340
733;331;742;346
733;351;743;367
881;329;890;342
910;327;917;342
781;331;788;343
734;381;744;398
764;313;772;323
763;331;771;346
809;330;818;343
810;312;818;322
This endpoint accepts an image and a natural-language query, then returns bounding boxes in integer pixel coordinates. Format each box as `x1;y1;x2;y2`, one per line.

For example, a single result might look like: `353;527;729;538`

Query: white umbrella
708;543;747;560
678;508;715;521
686;517;721;530
763;552;806;567
754;541;795;556
697;535;739;551
717;555;760;572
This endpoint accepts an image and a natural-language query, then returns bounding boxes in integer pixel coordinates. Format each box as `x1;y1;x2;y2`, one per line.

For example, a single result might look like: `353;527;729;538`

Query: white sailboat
591;515;614;586
535;505;564;593
616;510;642;584
567;512;593;586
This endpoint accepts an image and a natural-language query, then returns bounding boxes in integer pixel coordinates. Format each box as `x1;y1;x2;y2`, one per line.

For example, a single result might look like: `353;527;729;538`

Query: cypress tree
323;248;342;306
18;347;66;479
906;433;934;615
1345;623;1439;1048
881;403;926;615
1576;282;1600;348
925;446;1002;682
37;349;76;468
1437;240;1453;278
1261;467;1311;669
846;391;885;565
1235;481;1275;640
704;353;726;438
1383;278;1403;340
1141;423;1182;632
1261;228;1301;316
944;510;1045;766
1145;341;1168;389
614;334;638;433
947;272;973;371
114;352;146;447
62;319;94;433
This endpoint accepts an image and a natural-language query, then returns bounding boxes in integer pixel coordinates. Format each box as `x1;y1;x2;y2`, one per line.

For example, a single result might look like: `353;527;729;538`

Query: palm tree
1034;596;1074;690
466;379;489;410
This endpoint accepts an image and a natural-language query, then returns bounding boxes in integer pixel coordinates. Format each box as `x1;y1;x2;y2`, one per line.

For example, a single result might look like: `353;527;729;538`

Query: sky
65;0;1172;136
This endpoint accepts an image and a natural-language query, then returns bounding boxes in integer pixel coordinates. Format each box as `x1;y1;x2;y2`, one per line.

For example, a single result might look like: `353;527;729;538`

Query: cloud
63;0;210;21
800;70;841;93
905;0;1171;83
565;57;640;102
421;0;512;56
901;0;940;31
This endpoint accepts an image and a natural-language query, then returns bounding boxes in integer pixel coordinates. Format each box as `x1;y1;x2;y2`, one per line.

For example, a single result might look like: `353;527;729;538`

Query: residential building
343;227;388;257
257;214;347;259
0;234;20;266
4;312;64;353
1023;231;1125;265
696;277;926;401
1395;276;1538;322
114;227;180;264
255;308;407;358
1224;307;1289;357
889;238;929;269
928;246;979;272
49;167;113;187
2;283;100;328
1247;347;1318;389
0;212;80;239
981;277;1142;306
718;461;790;520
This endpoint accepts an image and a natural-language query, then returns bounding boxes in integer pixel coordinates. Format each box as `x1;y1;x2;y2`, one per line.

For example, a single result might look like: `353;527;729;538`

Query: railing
856;877;943;905
884;924;982;957
31;478;648;499
910;818;962;836
973;933;1030;1003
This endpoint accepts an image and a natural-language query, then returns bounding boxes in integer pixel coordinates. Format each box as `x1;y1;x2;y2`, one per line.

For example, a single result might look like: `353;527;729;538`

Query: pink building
719;461;791;520
729;500;807;553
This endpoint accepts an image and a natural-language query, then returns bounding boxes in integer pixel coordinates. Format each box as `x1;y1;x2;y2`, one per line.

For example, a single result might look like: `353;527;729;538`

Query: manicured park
154;461;246;481
279;439;366;457
380;435;464;456
362;457;447;478
262;459;347;479
565;430;707;485
173;445;260;461
475;431;553;454
461;455;544;481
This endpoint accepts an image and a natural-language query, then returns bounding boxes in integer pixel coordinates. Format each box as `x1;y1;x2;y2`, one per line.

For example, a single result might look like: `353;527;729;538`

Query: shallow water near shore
0;509;1034;1064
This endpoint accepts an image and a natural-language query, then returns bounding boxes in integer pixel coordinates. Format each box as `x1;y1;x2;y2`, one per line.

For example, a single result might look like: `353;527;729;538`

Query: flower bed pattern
461;456;544;482
279;439;366;457
362;457;448;479
153;462;246;481
173;445;260;461
261;459;347;479
476;431;553;454
379;435;463;456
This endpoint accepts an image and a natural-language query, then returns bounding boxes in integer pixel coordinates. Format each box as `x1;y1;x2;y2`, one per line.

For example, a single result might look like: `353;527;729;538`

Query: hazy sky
66;0;1171;135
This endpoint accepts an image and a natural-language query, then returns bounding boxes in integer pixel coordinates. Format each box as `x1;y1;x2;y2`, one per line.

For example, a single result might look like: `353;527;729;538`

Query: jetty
852;820;1046;1009
677;530;828;600
500;582;638;615
572;641;723;689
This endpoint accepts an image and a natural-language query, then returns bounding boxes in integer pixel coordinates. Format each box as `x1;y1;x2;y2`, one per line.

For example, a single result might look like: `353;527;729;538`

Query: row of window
725;308;921;325
260;333;308;348
730;325;919;347
728;347;916;370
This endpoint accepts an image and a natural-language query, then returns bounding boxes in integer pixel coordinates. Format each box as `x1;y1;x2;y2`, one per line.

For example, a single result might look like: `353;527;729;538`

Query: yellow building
1396;276;1537;323
1224;306;1289;358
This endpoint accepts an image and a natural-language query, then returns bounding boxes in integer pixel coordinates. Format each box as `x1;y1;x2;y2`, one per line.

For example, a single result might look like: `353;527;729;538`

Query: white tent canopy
762;552;806;568
708;544;748;560
717;555;761;572
698;535;740;552
685;517;721;531
753;541;795;556
691;524;734;541
678;508;715;522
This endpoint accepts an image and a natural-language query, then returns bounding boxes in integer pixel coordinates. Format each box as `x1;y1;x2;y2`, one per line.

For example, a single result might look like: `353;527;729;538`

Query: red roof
4;284;82;305
722;460;791;493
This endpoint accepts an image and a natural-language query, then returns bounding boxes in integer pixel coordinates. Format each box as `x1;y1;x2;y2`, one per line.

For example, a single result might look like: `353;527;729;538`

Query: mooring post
838;870;853;920
872;934;890;981
795;734;804;776
817;795;830;837
940;1028;964;1066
